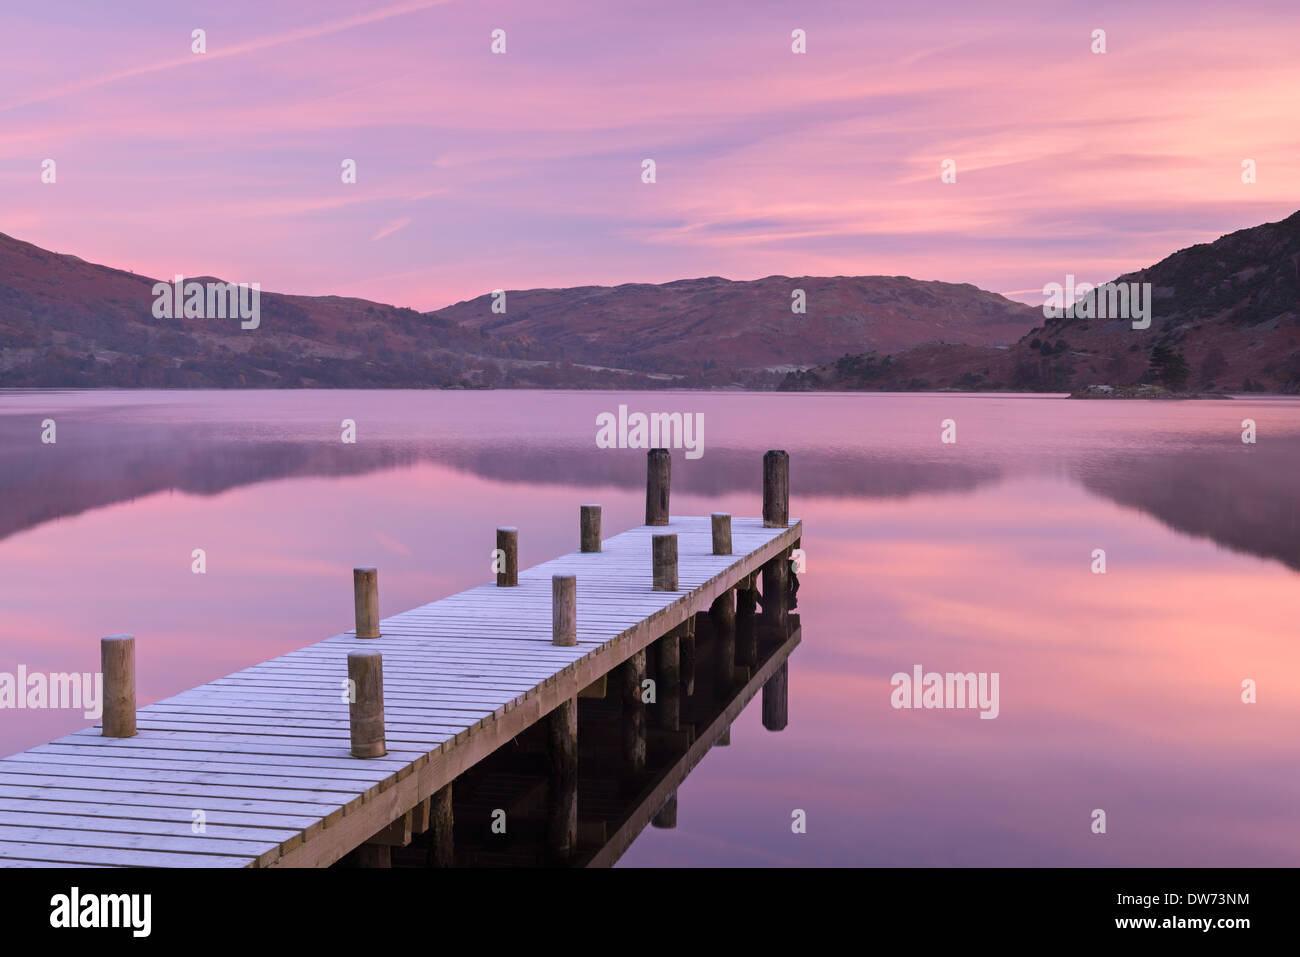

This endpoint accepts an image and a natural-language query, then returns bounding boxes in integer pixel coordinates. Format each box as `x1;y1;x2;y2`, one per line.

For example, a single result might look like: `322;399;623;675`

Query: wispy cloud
371;217;413;241
0;0;449;113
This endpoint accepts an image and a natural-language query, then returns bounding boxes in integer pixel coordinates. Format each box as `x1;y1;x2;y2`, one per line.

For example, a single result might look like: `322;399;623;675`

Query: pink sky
2;0;1297;310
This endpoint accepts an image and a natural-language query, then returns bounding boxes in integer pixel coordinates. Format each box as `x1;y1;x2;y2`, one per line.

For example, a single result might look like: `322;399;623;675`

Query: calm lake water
1;389;1298;866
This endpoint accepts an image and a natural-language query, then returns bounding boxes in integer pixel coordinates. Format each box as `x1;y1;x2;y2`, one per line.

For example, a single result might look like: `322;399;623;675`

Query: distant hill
0;233;1038;388
429;275;1039;374
784;210;1300;394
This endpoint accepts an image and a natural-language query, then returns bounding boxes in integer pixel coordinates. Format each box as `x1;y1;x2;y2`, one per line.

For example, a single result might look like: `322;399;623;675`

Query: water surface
1;389;1297;866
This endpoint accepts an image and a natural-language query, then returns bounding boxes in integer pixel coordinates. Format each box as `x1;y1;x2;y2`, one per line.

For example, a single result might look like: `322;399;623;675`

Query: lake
1;389;1297;866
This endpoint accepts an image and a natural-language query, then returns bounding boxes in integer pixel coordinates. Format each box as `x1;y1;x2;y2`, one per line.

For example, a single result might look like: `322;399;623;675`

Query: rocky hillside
785;210;1300;393
429;275;1040;374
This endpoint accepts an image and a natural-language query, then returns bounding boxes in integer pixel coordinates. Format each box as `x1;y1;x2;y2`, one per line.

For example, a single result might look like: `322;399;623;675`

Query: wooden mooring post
552;575;577;646
348;649;386;758
646;448;670;525
761;450;791;633
496;527;518;586
652;533;678;591
580;504;602;552
353;566;379;638
101;634;136;738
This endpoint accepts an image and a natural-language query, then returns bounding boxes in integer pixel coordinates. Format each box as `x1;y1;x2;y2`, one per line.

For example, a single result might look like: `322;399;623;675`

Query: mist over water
1;389;1297;865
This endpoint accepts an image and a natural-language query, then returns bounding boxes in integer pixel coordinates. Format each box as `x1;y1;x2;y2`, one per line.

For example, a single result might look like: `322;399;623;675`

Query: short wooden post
580;504;602;552
763;450;789;528
348;650;386;758
762;660;789;732
426;783;454;868
645;448;670;526
710;590;735;695
652;534;678;591
101;634;136;738
657;630;680;732
652;792;678;829
736;574;758;669
711;513;732;555
717;728;731;746
680;617;696;696
548;697;578;857
621;650;647;780
353;567;379;638
496;527;518;587
552;575;577;646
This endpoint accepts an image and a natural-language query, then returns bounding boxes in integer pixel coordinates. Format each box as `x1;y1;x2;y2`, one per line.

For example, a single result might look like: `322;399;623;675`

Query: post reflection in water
347;616;800;868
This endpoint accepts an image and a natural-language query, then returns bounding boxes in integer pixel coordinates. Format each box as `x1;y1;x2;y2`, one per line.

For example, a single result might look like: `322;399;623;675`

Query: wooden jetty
0;450;801;868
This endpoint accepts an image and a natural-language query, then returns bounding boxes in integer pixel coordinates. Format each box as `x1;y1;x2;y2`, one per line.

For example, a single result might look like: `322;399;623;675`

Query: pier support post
496;527;518;586
652;533;678;591
680;617;696;696
761;550;790;634
580;505;602;553
101;634;136;738
763;449;789;528
652;792;678;829
426;783;454;868
645;448;670;526
710;590;735;696
348;650;386;758
552;575;577;646
657;629;680;731
762;660;789;732
621;649;647;780
548;697;578;858
711;513;732;555
736;573;758;669
717;728;731;746
353;567;379;638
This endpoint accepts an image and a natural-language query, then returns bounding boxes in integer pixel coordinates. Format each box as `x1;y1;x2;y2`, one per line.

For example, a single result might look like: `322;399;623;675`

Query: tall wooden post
353;567;379;639
710;590;735;696
101;634;136;738
426;783;454;868
652;534;678;591
762;660;789;732
348;650;386;757
621;650;647;780
711;513;732;555
763;450;789;527
736;573;758;669
552;575;577;646
580;505;602;553
496;527;518;587
548;697;578;858
657;630;680;731
645;448;670;526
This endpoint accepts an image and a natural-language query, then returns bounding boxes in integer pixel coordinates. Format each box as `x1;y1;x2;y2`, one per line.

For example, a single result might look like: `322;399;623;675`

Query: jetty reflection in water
334;617;802;868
